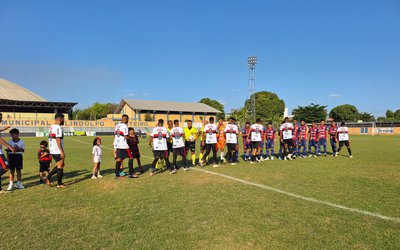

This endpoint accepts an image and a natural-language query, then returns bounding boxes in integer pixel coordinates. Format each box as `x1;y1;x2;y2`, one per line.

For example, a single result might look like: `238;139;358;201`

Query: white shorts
93;156;101;163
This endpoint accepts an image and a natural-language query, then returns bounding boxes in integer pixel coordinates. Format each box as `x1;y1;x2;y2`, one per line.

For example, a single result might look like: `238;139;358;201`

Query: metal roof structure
0;77;77;113
115;99;221;114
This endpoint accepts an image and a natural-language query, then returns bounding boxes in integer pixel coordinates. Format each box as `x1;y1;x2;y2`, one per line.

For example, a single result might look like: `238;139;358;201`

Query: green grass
1;135;400;249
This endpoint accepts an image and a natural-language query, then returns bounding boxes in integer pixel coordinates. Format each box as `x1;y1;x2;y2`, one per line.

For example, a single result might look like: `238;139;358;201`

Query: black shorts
173;147;186;157
40;162;50;172
283;139;294;147
0;154;9;172
251;141;260;149
153;150;168;159
227;143;237;152
205;143;217;151
8;154;23;170
339;140;350;147
115;149;133;160
185;141;196;153
52;154;63;163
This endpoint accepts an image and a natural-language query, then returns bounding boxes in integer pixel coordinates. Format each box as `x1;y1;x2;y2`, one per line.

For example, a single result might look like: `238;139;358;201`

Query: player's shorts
153;150;168;159
93;156;101;163
330;137;337;145
318;138;326;146
292;138;299;146
173;147;186;157
0;154;9;173
309;140;317;147
266;139;274;149
339;140;350;147
242;138;251;150
8;154;23;170
115;148;133;160
52;154;63;163
299;138;307;147
185;141;196;153
251;141;260;149
129;145;141;159
205;143;217;152
259;141;265;148
227;143;237;152
283;139;294;147
39;162;50;172
217;139;226;150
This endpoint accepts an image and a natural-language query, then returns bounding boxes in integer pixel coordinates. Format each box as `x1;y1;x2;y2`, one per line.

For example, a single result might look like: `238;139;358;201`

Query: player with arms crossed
149;119;175;175
248;118;264;164
171;120;188;171
279;117;294;161
335;122;353;158
224;117;239;165
45;113;66;188
199;117;219;167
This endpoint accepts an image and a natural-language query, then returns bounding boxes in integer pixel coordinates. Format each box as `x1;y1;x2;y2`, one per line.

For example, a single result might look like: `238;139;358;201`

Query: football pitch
1;135;399;249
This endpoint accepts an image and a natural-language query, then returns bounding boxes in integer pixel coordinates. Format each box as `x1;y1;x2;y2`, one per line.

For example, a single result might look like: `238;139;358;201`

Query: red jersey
38;149;52;163
299;125;307;139
317;125;327;139
309;127;318;141
292;124;300;140
328;126;338;140
265;128;276;140
242;127;250;138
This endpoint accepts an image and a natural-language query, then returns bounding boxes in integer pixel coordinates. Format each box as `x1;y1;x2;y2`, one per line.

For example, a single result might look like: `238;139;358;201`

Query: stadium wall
1;118;400;137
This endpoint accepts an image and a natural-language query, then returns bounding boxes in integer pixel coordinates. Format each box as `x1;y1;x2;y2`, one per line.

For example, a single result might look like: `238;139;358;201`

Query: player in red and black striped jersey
308;121;318;157
298;120;308;157
328;121;338;156
38;140;52;185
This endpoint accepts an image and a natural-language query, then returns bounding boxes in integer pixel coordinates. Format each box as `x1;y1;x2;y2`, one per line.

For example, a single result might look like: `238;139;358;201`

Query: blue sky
0;0;399;117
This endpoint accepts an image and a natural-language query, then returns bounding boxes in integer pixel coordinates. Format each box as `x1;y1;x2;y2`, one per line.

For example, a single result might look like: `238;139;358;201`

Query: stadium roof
0;77;77;113
115;99;221;114
0;77;47;102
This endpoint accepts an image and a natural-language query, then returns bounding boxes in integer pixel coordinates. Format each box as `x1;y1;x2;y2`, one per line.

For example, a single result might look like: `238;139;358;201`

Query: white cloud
328;94;341;98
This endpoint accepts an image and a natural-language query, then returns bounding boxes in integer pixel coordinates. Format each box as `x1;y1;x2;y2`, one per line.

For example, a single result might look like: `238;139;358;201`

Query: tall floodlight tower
247;56;257;122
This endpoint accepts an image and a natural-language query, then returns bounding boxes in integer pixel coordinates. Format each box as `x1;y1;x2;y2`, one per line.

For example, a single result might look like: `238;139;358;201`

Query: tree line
71;94;398;123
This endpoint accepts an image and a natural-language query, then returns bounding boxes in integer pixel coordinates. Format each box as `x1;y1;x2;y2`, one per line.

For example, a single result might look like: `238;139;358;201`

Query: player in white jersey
248;118;264;163
279;117;295;160
224;117;239;165
199;117;219;167
113;114;135;179
44;113;66;188
335;122;353;158
0;113;15;193
149;119;174;175
171;120;188;171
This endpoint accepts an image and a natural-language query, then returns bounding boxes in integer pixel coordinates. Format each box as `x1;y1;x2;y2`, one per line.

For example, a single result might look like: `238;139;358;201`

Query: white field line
67;137;400;223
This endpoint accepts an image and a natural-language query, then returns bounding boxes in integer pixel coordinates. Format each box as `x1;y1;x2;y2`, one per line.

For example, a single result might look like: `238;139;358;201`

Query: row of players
0;113;353;192
112;115;353;178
